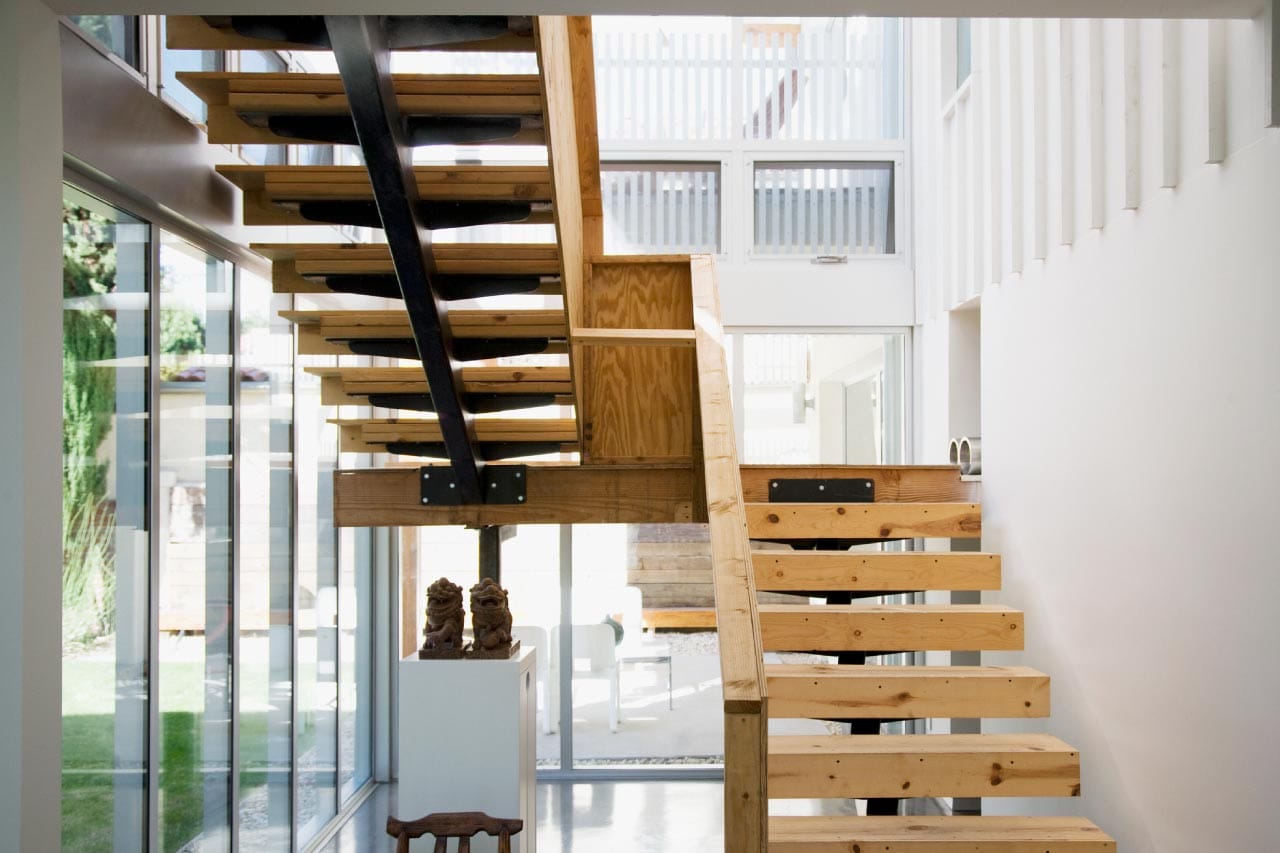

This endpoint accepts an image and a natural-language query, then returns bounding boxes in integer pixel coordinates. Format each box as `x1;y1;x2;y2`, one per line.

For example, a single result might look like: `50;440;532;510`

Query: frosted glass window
602;163;721;254
753;162;895;255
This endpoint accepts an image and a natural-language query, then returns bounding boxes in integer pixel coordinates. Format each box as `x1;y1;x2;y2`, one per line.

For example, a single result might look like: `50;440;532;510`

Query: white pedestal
397;647;536;853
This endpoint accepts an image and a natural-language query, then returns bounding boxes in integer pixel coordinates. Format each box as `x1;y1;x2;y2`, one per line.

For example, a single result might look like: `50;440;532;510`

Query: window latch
810;254;848;265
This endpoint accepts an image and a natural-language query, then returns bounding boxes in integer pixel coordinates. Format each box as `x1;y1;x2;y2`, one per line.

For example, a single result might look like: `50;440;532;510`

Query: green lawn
62;656;304;852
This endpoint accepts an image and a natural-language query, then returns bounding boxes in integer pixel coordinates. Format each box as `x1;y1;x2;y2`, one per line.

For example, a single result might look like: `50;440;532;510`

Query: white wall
911;10;1280;852
0;0;63;847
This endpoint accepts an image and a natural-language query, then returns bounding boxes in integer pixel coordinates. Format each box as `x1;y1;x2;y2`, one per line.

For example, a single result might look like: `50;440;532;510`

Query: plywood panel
583;260;694;463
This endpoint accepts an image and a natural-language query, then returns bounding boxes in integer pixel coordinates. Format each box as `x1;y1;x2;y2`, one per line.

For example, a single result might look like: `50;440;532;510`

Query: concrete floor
316;781;728;852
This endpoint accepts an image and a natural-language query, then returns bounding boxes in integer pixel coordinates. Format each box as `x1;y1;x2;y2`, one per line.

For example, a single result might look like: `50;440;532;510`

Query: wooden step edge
746;502;982;540
768;815;1115;852
752;550;1001;593
759;604;1024;653
767;733;1081;800
764;664;1049;719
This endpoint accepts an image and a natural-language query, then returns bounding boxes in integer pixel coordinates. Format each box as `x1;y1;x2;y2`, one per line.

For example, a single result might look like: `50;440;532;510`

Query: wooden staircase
169;14;591;471
170;14;1114;851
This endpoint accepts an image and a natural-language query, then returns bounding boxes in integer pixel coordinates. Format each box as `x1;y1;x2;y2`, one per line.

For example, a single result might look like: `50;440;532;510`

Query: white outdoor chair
550;623;619;733
510;625;553;735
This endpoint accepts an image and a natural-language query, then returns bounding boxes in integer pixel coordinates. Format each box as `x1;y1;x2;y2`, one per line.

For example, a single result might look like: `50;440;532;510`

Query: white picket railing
601;164;721;254
594;18;903;144
753;162;894;255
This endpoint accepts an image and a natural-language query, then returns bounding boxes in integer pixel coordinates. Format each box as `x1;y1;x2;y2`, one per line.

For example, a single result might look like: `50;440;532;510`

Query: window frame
745;155;904;261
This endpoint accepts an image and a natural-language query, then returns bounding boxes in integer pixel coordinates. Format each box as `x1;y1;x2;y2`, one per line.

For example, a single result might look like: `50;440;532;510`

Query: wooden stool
386;811;524;853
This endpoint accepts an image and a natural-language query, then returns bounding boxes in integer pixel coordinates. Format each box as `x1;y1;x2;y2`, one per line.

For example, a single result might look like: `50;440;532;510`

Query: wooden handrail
690;254;768;852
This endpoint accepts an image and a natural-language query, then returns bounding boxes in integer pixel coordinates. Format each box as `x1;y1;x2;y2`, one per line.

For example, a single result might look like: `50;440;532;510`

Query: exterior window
160;17;222;122
157;233;235;851
601;162;721;254
61;186;151;853
956;18;973;86
68;15;141;68
753;162;895;256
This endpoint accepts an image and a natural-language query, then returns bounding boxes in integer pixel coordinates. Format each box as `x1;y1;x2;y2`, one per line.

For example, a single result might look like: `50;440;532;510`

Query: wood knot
835;506;846;515
989;763;1003;786
767;513;780;524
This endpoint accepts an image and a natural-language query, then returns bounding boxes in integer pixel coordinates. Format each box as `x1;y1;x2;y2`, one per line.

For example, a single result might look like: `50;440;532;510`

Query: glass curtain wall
236;270;294;849
157;233;234;851
61;187;151;852
294;353;339;845
60;183;375;851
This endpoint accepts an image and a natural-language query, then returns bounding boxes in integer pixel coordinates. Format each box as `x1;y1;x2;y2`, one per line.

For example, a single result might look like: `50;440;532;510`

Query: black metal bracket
767;477;874;502
420;465;527;506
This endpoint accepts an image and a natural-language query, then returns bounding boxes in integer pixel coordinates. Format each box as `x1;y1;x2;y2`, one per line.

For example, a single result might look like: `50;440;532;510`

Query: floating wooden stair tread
180;72;544;113
253;242;561;275
308;365;572;407
282;310;567;339
218;165;554;227
336;417;577;455
218;165;553;198
758;604;1023;652
179;72;546;146
768;815;1115;852
252;242;563;295
765;664;1049;719
767;733;1081;799
752;550;1001;593
746;502;982;540
166;15;535;53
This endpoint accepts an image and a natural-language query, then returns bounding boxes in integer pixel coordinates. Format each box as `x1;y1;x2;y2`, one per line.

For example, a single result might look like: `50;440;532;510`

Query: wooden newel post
724;705;769;852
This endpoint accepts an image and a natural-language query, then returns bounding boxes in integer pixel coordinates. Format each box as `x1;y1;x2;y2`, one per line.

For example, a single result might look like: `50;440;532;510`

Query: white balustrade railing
752;162;894;255
595;18;902;144
601;164;721;254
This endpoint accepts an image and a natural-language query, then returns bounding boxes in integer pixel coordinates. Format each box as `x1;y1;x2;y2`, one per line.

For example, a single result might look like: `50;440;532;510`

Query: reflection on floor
317;781;877;852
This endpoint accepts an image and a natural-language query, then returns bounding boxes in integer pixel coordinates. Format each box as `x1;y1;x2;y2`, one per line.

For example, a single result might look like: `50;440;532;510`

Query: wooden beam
759;604;1023;652
752;550;1001;593
739;465;976;503
766;664;1049;719
768;816;1114;852
537;16;589;452
333;464;697;527
568;16;604;256
768;733;1080;799
571;328;696;348
725;710;769;853
746;502;982;539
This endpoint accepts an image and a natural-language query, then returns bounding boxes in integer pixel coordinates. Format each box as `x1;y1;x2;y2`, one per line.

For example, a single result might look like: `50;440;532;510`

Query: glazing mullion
289;314;300;853
146;221;161;853
229;265;241;852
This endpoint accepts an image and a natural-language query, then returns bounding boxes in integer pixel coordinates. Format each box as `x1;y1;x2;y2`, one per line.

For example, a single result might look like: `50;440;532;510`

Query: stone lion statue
469;577;513;652
422;577;465;652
